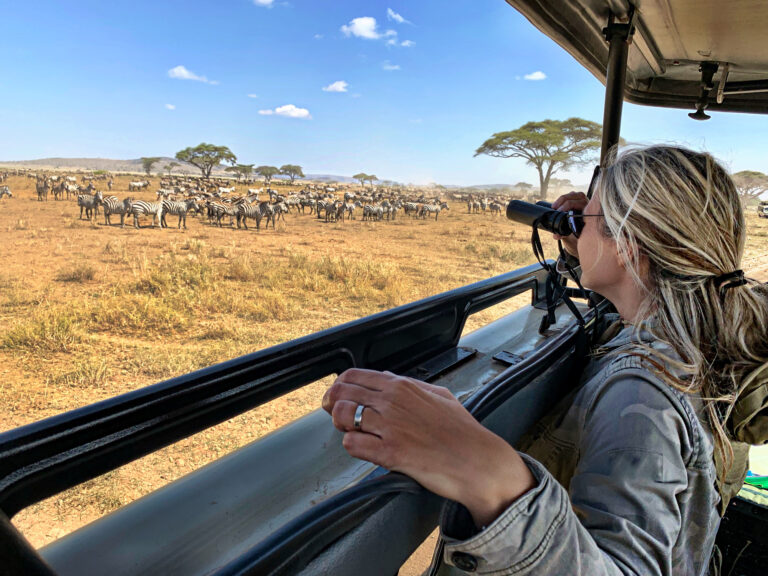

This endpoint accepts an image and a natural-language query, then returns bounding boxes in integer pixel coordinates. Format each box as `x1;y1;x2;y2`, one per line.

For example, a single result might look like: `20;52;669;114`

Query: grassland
1;173;767;551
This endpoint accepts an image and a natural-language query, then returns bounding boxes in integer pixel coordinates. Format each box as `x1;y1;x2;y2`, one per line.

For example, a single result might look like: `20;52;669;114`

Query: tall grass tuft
1;307;81;353
56;263;97;282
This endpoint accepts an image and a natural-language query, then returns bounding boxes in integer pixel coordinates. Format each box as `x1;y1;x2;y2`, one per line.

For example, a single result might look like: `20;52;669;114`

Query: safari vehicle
759;201;768;218
2;1;768;575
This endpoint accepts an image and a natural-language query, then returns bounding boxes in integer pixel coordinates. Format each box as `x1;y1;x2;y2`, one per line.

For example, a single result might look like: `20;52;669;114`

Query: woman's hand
552;191;589;258
322;368;536;527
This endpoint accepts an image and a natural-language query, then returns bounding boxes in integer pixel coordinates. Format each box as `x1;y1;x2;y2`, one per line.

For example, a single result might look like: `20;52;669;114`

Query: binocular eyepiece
506;199;576;237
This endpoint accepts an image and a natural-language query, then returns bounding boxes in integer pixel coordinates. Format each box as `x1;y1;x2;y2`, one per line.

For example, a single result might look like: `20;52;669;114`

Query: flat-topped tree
365;174;378;187
280;165;304;185
352;173;369;187
732;170;768;202
226;164;254;182
165;162;180;176
140;157;161;177
256;166;280;185
475;118;601;199
175;143;237;179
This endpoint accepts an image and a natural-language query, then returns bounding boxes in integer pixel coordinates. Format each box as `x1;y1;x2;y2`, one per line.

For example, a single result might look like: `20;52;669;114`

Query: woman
322;146;768;575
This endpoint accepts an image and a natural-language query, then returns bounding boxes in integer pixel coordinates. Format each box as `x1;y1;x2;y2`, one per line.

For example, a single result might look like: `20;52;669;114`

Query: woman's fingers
331;399;382;435
322;377;382;413
552;191;588;212
342;431;386;466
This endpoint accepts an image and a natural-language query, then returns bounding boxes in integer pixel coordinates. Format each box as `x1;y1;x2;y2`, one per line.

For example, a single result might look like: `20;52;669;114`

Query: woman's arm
441;372;693;575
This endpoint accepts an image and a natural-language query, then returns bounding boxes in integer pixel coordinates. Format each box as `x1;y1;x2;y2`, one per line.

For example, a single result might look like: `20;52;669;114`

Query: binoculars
506;200;582;237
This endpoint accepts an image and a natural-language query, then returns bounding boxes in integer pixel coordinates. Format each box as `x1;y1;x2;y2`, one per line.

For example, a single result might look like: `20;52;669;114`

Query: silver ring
353;404;365;430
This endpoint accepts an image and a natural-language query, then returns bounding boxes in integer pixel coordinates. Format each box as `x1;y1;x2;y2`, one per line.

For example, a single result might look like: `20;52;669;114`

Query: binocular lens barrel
506;199;573;236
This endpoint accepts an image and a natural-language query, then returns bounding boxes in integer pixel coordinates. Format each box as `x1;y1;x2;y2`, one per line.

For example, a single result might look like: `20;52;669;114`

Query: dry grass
1;172;766;550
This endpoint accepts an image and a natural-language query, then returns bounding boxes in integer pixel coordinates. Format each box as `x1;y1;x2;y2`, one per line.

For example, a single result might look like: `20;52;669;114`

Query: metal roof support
600;9;636;164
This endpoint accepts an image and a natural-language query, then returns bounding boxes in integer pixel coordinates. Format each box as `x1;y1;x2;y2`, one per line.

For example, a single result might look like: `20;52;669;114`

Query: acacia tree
140;157;161;177
475;118;602;199
365;174;378;187
352;172;369;187
256;165;280;185
280;164;304;185
226;164;254;182
175;143;237;179
165;161;180;176
732;170;768;202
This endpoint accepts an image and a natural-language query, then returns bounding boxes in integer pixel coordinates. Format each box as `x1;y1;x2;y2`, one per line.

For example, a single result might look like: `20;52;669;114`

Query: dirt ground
1;172;766;573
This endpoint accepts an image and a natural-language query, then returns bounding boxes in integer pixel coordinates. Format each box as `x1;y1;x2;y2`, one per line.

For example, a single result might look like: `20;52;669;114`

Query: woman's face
576;192;625;295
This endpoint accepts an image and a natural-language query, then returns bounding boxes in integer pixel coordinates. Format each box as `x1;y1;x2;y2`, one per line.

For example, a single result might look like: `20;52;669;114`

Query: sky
1;0;767;187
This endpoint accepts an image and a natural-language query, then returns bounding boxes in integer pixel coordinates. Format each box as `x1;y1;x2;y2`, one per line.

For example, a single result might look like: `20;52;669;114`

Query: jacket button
451;551;478;572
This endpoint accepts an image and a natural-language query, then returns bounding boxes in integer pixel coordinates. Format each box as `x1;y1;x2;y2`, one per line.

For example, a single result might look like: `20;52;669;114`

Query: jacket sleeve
441;372;692;575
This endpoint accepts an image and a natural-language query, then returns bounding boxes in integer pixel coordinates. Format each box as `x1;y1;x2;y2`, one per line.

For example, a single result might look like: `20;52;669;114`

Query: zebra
403;202;420;218
274;201;290;222
129;200;164;229
259;202;276;229
207;200;238;227
418;202;450;220
489;201;503;216
0;186;11;199
77;191;103;220
236;201;263;230
362;204;384;221
102;196;133;227
161;198;200;229
36;179;49;202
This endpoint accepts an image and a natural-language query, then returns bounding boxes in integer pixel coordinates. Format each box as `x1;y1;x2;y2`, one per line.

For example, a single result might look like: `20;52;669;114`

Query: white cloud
382;61;401;71
400;40;415;47
253;0;274;7
322;80;348;93
524;71;547;81
259;104;312;119
168;65;217;84
386;38;397;46
341;17;396;40
165;104;176;110
247;93;259;98
387;8;411;24
314;34;323;39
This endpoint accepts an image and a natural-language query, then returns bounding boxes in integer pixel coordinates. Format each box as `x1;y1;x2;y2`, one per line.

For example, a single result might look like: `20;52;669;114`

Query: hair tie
714;270;747;296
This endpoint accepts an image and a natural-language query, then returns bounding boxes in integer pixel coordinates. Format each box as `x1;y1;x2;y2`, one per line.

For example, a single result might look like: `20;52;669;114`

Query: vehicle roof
505;0;768;114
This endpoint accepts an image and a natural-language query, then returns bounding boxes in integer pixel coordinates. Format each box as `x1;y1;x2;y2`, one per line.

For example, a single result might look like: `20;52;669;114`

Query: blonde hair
596;145;768;483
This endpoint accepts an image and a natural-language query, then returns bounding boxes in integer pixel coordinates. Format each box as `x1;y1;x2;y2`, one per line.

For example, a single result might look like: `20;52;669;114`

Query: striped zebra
362;204;384;221
489;201;503;216
129;200;164;229
77;190;103;220
236;201;275;230
102;196;133;227
403;202;420;217
207;200;237;227
0;186;11;199
161;198;200;229
418;201;449;220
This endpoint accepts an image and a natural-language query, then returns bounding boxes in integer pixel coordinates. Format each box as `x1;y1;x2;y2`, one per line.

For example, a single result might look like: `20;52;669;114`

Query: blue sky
1;0;767;186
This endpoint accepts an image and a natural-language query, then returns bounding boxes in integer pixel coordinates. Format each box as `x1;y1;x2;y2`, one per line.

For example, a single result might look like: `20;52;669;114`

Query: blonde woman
322;146;768;575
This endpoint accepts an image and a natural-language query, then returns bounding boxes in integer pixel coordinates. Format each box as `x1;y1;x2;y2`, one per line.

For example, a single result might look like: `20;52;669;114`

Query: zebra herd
467;197;504;215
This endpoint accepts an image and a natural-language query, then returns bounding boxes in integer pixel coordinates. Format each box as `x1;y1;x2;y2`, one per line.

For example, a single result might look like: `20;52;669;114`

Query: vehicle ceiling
505;0;768;114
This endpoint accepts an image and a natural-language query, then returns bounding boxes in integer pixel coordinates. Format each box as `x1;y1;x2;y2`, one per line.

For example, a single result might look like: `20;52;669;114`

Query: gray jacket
441;319;722;575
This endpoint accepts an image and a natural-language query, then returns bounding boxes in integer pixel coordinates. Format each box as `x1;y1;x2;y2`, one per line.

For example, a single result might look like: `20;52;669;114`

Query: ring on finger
353;404;366;430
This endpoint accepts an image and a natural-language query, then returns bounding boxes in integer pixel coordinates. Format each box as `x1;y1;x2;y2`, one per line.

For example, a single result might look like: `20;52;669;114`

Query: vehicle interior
1;1;767;575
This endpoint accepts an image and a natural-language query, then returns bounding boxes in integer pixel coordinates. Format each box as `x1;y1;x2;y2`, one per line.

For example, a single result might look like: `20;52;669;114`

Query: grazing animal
207;201;237;227
418;202;449;220
0;186;12;199
77;191;103;220
161;199;200;229
129;200;164;229
128;181;149;192
102;197;133;227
